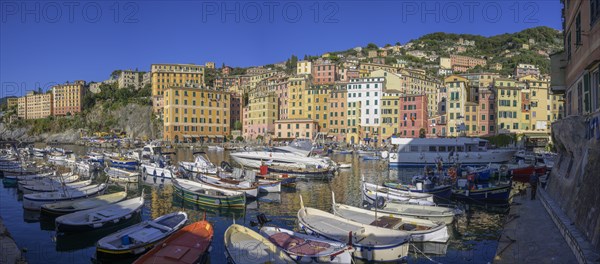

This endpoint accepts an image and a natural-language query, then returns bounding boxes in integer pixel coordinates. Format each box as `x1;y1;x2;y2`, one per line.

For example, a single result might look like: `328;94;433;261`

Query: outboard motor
220;161;233;173
250;213;271;227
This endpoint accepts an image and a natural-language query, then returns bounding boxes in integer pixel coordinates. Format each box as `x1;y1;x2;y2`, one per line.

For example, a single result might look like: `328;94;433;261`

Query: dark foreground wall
549;112;600;251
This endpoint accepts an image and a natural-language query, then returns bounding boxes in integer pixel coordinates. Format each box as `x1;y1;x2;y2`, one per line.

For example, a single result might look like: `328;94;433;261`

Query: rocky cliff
0;103;161;143
548;112;600;251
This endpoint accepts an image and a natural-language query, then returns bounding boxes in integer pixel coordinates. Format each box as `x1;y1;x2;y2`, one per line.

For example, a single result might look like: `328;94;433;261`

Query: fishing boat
224;224;295;263
452;179;511;203
260;225;354;263
297;195;410;262
41;191;128;217
172;178;246;208
384;179;453;199
105;167;139;183
108;156;139;170
17;174;80;191
209;168;283;193
55;194;144;233
133;219;213;264
3;171;56;186
21;180;92;194
332;194;449;243
362;181;435;206
140;161;174;185
388;138;516;167
196;174;259;198
255;173;297;187
23;183;108;210
178;152;218;175
96;212;188;259
368;202;458;225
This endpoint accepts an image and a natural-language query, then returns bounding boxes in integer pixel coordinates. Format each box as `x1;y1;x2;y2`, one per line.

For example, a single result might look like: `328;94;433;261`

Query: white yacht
388;138;516;167
229;139;336;174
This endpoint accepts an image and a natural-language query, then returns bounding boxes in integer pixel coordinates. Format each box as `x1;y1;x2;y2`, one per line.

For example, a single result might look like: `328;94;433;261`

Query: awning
183;135;192;138
208;135;216;138
216;135;224;138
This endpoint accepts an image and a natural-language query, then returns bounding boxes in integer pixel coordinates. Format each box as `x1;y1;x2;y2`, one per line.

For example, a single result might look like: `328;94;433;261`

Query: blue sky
0;0;562;97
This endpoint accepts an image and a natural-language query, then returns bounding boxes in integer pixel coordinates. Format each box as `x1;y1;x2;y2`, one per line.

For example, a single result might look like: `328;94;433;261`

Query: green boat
172;178;246;208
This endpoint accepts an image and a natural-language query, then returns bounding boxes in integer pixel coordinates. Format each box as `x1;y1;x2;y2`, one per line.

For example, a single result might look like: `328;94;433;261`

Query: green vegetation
83;83;150;111
482;134;517;147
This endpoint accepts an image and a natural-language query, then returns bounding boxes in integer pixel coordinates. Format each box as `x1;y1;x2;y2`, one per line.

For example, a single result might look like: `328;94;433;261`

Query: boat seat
370;216;403;229
129;227;164;243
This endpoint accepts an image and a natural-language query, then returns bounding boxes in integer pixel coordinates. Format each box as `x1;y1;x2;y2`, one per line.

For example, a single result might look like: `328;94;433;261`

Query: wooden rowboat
224;224;294;263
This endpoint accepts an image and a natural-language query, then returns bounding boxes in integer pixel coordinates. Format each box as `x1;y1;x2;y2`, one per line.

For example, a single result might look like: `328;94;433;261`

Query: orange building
52;80;86;116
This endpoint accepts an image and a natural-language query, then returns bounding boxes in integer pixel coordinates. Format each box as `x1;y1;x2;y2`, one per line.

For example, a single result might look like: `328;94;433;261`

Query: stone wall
548;111;600;251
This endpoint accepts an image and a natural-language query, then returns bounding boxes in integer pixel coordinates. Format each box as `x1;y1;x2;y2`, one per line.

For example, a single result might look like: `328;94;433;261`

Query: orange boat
133;219;214;264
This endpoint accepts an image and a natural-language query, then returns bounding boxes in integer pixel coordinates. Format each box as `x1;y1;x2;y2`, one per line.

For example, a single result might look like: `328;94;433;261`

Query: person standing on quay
529;173;539;200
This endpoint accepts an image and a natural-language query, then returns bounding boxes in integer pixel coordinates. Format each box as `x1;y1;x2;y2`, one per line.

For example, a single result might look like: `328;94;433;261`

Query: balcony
550;51;566;94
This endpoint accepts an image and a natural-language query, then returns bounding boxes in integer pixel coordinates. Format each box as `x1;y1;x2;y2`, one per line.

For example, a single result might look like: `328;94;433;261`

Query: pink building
312;62;337;85
478;89;496;135
274;119;318;140
398;94;428;138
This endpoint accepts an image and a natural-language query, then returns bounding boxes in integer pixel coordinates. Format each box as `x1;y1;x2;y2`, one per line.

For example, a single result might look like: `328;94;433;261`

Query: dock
494;185;577;263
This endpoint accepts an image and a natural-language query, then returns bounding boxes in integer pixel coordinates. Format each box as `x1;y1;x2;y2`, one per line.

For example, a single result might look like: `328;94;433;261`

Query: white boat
230;139;335;173
260;226;354;263
297;195;410;262
371;202;458;225
332;193;449;243
224;224;295;263
23;183;108;210
218;169;282;193
17;174;80;191
105;167;139;183
21;180;92;194
207;146;224;151
140;162;174;185
338;162;352;169
179;153;218;175
41;191;128;216
48;155;68;165
388;138;516;166
362;181;435;206
96;212;188;258
196;174;259;198
55;194;144;233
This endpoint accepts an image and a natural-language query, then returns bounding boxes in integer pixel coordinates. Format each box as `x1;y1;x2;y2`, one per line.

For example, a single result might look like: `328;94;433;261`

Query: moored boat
383;181;452;199
96;212;188;259
55;194;144;233
332;193;449;243
196;174;259;198
260;225;354;263
297;195;410;262
106;167;139;183
41;191;128;217
224;224;295;263
368;201;458;225
452;179;511;203
362;181;435;206
21;180;92;194
172;178;246;208
133;219;213;264
23;183;108;210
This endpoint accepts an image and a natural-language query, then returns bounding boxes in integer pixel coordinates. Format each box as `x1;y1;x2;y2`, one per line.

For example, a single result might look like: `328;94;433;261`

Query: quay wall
548;111;600;252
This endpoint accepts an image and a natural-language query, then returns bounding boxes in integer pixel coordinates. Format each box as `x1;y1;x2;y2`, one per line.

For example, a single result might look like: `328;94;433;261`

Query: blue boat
451;181;511;203
107;158;139;171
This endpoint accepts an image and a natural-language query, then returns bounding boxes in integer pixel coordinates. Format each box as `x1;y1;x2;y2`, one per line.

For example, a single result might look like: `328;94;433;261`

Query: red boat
510;165;547;183
133;219;214;264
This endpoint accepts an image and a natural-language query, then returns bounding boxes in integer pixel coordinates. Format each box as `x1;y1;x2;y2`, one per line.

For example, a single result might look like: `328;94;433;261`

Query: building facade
297;60;312;75
163;87;229;143
151;63;205;114
25;91;53;120
312;62;337;85
274;119;318;140
52;81;86;116
398;94;428;138
243;92;278;140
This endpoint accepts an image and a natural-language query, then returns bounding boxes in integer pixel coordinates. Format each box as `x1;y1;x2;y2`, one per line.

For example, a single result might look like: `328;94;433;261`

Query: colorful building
398;94;428;138
24;91;53;120
287;76;309;119
296;60;312;75
380;91;400;141
151;63;205;114
243;92;278;140
163;87;230;143
444;75;471;136
17;96;27;119
52;80;86;116
328;86;348;142
274;119;318;140
312;62;337;85
494;78;524;133
449;54;487;72
347;77;385;145
304;85;331;132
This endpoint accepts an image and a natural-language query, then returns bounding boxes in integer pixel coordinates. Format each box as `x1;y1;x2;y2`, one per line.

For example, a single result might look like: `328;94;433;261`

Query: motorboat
229;139;336;174
179;152;218;175
388;138;516;167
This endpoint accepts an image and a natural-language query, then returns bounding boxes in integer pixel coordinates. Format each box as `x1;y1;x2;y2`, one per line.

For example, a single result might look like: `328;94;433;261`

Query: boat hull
452;185;511;203
23;184;108;210
384;183;453;199
172;180;246;208
140;164;173;185
56;210;142;233
389;149;516;167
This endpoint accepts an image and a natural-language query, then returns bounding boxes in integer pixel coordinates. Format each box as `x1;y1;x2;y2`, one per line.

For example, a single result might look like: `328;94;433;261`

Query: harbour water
0;145;509;263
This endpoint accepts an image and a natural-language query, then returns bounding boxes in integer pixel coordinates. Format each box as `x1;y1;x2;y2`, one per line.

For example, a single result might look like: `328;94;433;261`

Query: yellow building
296;60;312;75
304;85;331;132
346;99;361;144
274;119;318;139
52;80;86;116
17;97;26;119
495;78;524;133
6;98;18;108
519;75;552;132
151;63;205;114
163;87;229;143
445;75;471;136
205;62;215;69
380;90;401;140
243;92;278;140
24;91;53;119
287;76;309;119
